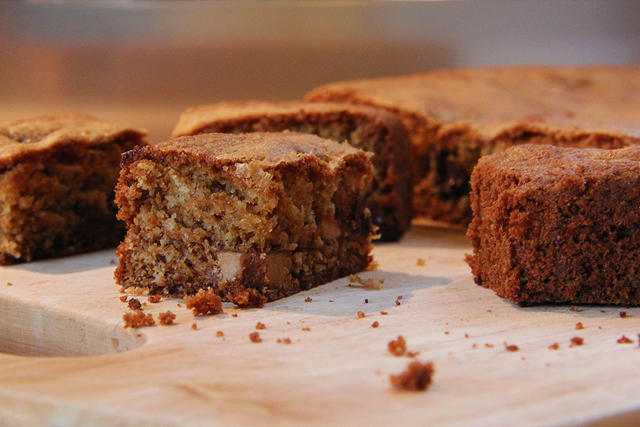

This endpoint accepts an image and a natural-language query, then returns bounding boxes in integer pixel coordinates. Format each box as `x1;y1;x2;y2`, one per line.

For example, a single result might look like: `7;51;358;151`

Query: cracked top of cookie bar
0;113;147;168
123;131;370;170
305;65;640;140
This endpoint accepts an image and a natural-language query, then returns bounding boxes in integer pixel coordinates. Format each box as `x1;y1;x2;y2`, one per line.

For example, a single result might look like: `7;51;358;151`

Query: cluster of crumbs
123;311;155;328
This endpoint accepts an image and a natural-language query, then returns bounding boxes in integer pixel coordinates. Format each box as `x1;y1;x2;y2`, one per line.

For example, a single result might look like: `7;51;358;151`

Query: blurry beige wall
1;0;639;143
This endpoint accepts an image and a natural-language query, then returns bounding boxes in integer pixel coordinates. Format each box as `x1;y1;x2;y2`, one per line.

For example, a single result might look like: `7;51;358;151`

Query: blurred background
1;0;639;143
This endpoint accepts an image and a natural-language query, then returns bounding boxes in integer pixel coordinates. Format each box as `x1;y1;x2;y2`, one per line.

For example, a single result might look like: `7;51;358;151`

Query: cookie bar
114;132;376;307
466;144;640;305
0;113;146;264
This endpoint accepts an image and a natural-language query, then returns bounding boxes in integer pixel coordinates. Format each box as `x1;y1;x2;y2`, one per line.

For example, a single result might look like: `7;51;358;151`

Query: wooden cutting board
1;225;639;427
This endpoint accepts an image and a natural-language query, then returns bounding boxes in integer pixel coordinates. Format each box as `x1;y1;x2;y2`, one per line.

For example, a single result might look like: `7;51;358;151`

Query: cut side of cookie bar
0;114;146;264
466;144;640;305
115;132;376;307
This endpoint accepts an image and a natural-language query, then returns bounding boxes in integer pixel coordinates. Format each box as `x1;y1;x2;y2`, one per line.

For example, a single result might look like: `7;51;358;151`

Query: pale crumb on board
416;258;426;266
216;331;224;338
277;338;292;344
357;311;366;319
575;322;584;330
371;321;379;328
348;274;384;290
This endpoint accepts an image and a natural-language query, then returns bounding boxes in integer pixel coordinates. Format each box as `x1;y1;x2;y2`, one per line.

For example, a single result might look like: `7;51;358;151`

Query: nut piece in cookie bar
0;113;146;265
115;132;376;307
306;66;640;225
466;144;640;305
171;100;412;241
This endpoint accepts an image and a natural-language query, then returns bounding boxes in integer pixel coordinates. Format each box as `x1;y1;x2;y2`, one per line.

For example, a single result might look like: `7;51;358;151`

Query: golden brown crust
171;101;412;241
305;66;640;224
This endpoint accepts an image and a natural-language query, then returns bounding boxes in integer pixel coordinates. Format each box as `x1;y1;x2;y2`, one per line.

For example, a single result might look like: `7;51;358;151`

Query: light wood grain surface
0;225;639;427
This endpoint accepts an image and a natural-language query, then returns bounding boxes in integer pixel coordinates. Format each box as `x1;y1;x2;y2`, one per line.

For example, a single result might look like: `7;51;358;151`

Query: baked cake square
466;144;640;305
305;66;640;225
0;113;146;264
114;131;376;307
171;100;412;241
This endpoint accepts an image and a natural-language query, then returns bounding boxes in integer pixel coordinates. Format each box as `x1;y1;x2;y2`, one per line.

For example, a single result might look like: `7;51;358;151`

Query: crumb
109;259;116;265
142;302;147;306
371;321;379;328
249;332;262;343
600;310;606;313
380;311;388;315
388;335;407;356
232;314;238;317
216;331;224;338
365;299;369;304
347;274;384;290
618;335;633;344
191;323;197;330
416;258;426;266
177;303;182;307
329;300;333;302
148;295;162;303
569;306;583;312
127;298;142;311
123;311;155;328
570;337;584;347
158;311;176;325
123;286;150;296
277;338;292;344
184;289;223;316
575;322;584;330
305;297;313;302
521;357;526;361
375;370;383;375
119;295;128;303
444;331;449;335
365;260;380;271
6;282;12;286
472;344;477;348
465;333;469;338
485;343;494;348
287;322;290;325
357;311;366;319
255;322;266;330
549;343;559;350
395;299;401;307
504;342;519;352
406;351;420;358
390;361;434;392
302;327;310;331
620;311;628;318
487;309;492;313
397;295;403;300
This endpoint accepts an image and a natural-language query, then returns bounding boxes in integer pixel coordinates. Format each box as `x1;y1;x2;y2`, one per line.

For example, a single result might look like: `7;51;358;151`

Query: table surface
0;225;639;427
